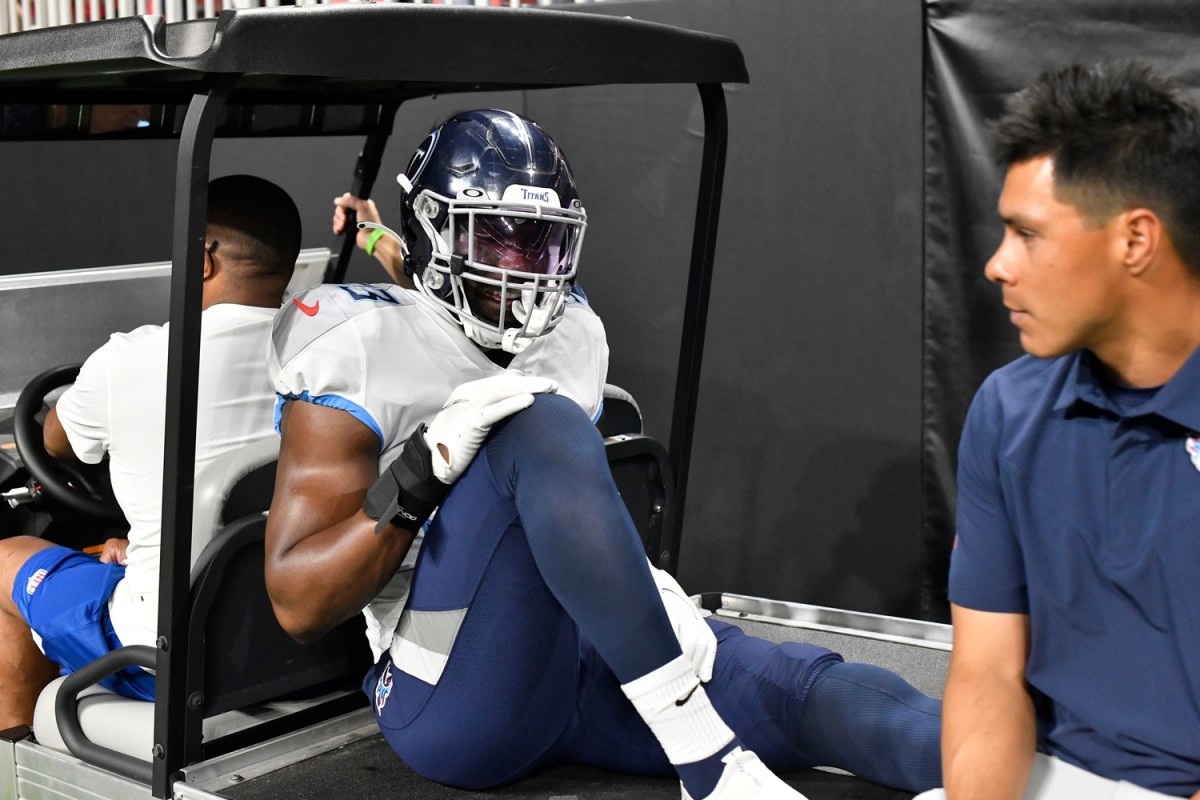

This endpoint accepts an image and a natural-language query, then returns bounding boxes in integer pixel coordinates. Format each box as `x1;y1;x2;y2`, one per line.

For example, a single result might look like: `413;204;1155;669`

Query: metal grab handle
55;644;156;784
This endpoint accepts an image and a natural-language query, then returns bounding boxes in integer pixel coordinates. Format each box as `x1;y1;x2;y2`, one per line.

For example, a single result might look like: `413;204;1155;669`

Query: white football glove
424;372;558;484
649;561;716;682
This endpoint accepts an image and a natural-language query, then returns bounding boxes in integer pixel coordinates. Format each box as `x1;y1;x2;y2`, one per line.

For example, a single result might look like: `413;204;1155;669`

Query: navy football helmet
395;109;586;353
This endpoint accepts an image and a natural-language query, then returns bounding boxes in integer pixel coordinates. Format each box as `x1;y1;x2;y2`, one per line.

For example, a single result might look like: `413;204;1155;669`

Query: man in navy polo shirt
920;62;1200;800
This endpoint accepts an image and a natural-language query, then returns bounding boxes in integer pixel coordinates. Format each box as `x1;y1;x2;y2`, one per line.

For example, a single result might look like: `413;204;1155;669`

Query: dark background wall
0;0;929;617
578;0;926;617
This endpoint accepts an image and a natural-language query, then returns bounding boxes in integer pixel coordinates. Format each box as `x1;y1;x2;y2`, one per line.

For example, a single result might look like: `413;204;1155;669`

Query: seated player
0;175;301;728
266;109;942;800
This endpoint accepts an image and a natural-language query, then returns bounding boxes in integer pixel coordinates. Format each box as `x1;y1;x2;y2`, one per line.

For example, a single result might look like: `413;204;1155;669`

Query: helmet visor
454;214;573;277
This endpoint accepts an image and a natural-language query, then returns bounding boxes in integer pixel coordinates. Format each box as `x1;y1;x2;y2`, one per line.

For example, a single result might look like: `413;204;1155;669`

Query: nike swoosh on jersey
293;297;320;317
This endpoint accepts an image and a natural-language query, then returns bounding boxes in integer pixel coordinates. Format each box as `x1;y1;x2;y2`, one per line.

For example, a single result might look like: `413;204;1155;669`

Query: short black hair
207;174;302;277
991;61;1200;273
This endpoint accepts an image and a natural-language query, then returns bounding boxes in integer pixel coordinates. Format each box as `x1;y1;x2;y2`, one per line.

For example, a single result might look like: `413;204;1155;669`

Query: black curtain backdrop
921;0;1200;619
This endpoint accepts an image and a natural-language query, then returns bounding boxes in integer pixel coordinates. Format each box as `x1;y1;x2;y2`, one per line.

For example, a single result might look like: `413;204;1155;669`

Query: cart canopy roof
0;3;747;138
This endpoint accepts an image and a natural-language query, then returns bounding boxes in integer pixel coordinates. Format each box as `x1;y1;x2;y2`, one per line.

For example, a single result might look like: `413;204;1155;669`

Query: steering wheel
13;364;127;523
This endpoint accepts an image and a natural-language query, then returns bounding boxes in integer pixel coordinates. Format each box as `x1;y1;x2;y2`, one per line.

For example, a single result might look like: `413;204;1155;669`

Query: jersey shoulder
272;283;416;366
563;285;595;311
105;322;166;350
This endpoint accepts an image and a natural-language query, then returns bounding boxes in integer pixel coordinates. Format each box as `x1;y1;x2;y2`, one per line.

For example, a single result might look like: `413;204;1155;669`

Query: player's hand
649;563;716;682
424;372;558;484
97;537;129;565
332;193;382;251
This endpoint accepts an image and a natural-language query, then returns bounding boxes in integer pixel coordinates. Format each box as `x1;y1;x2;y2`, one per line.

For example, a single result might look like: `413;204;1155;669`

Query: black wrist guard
362;424;449;534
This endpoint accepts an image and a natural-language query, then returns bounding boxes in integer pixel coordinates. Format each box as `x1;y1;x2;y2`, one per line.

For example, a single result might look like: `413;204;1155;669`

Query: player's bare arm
265;400;419;644
42;406;76;459
942;604;1035;800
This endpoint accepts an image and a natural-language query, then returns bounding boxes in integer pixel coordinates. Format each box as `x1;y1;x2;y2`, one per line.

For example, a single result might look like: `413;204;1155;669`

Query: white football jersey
268;283;609;658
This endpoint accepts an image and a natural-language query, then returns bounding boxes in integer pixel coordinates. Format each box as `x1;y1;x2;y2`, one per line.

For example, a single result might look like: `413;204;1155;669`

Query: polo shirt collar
1054;346;1200;430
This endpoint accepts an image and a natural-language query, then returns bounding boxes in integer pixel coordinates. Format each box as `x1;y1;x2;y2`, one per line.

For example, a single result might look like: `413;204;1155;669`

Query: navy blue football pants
365;394;942;791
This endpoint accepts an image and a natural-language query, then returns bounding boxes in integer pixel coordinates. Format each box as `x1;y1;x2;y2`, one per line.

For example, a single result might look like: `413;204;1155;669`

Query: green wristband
364;227;386;256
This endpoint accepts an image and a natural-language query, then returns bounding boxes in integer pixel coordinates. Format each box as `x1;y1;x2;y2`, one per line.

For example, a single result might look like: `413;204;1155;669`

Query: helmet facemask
405;182;586;353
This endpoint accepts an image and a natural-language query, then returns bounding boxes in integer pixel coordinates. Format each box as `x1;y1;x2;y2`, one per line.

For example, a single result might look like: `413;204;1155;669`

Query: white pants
914;753;1181;800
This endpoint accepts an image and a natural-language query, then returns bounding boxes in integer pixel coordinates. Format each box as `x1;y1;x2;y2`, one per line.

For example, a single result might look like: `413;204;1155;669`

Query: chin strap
500;327;531;354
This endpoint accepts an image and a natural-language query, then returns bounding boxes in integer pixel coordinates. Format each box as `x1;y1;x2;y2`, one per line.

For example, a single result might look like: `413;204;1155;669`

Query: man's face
456;217;557;325
985;156;1129;359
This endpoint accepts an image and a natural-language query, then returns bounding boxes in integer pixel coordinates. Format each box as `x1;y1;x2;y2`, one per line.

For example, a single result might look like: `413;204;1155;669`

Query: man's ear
1120;208;1162;276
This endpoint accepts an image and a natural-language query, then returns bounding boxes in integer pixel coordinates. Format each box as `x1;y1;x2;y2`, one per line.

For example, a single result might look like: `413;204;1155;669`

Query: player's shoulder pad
272;283;414;365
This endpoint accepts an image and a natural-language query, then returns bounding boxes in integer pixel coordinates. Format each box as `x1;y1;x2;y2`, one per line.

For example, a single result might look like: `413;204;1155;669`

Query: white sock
620;653;736;765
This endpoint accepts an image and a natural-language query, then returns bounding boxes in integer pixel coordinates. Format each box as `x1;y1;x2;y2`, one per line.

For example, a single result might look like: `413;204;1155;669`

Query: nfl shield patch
25;568;48;596
1187;435;1200;473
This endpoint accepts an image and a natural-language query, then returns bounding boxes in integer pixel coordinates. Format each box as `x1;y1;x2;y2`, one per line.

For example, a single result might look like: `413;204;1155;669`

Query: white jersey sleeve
55;325;162;465
270;283;420;449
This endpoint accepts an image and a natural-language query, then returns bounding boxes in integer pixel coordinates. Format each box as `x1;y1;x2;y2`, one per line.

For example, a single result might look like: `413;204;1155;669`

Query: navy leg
370;393;686;787
484;392;682;682
795;661;943;792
